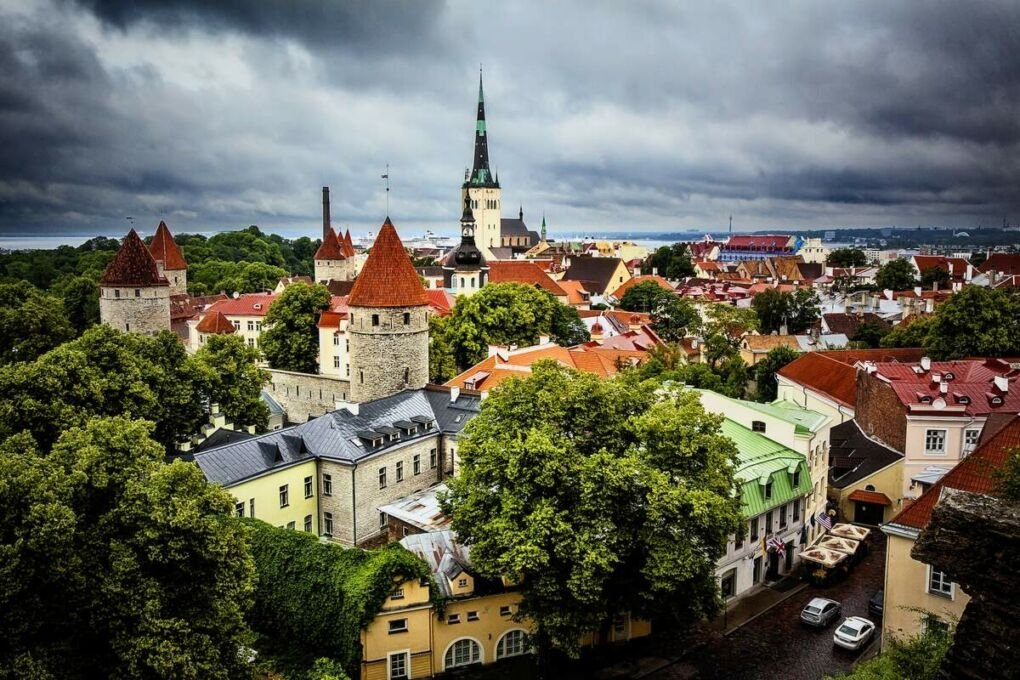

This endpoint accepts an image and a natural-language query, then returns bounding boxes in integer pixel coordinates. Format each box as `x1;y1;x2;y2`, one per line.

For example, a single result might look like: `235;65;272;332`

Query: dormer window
752;421;766;433
764;480;773;499
792;469;801;487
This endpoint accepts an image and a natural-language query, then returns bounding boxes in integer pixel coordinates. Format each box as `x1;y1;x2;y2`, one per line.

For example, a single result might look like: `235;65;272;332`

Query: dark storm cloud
1;0;1018;237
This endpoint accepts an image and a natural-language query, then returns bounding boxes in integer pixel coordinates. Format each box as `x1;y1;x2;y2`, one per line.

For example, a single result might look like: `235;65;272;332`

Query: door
784;541;795;571
766;551;780;580
854;501;883;525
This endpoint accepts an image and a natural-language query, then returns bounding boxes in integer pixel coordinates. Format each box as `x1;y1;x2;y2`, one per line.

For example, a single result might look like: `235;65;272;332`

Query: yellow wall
836;460;903;524
227;460;319;534
882;533;968;647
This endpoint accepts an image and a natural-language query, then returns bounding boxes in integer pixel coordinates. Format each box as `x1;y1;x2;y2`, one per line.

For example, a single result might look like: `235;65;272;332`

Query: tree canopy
826;623;953;680
650;295;700;342
260;283;332;373
618;280;674;312
754;345;801;402
827;248;868;267
750;289;820;335
0;417;255;679
644;243;695;280
0;281;75;364
919;266;951;289
875;259;918;291
193;334;270;429
920;286;1020;359
443;362;742;656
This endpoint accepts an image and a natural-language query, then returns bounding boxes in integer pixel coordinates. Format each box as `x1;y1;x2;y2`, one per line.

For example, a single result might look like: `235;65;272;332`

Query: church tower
99;229;171;335
347;218;429;403
148;220;188;295
460;70;502;260
443;196;488;296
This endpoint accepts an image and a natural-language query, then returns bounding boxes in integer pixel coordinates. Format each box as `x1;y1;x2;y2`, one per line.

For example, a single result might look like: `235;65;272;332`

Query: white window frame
927;565;954;599
495;629;529;659
442;637;483;670
963;428;980;455
924;429;947;455
387;649;410;680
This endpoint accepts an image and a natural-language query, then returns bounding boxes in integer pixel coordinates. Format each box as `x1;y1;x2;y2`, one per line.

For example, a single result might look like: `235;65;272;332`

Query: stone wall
314;258;355;283
348;304;429;403
855;371;908;453
913;491;1020;680
99;285;171;335
265;369;351;423
156;262;188;295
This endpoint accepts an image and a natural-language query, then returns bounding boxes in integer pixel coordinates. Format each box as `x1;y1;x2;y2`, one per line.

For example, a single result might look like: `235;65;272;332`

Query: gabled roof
610;275;674;299
556;280;590;305
425;289;455;316
348;219;427;308
195;309;236;334
206;293;277;317
378;483;452;533
870;358;1020;416
776;348;926;407
500;217;530;237
722;418;812;517
400;530;473;597
888;415;1020;532
828;420;903;489
101;229;168;287
563;256;627;295
342;229;356;258
978;253;1020;276
314;226;348;260
488;260;566;296
822;312;890;337
149;220;187;270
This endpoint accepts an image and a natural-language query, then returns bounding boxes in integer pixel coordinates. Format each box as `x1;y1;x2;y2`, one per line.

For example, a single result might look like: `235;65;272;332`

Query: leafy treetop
260;283;332;373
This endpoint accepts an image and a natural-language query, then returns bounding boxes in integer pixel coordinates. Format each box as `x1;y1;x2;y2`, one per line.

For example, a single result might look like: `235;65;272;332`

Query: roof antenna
381;164;390;217
729;215;733;235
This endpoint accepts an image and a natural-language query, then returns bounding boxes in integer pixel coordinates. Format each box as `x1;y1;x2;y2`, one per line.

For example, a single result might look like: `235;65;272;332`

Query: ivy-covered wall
243;519;432;675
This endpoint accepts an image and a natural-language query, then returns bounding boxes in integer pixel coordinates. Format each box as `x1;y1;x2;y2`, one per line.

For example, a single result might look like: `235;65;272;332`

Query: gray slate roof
563;256;625;294
400;530;472;598
195;388;481;486
500;217;531;238
828;420;903;489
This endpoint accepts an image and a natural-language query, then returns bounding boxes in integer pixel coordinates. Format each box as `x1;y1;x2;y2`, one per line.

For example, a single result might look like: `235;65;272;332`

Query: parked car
800;597;842;628
868;590;884;618
833;616;876;651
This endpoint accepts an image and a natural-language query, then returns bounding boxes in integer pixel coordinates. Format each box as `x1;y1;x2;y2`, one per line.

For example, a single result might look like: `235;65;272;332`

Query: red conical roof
149;220;187;270
347;218;427;308
101;229;168;286
314;226;348;260
342;229;356;258
195;309;235;334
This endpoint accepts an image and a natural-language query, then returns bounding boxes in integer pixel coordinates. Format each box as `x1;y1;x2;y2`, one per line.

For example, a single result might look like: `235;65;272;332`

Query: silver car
833;616;876;650
800;597;842;627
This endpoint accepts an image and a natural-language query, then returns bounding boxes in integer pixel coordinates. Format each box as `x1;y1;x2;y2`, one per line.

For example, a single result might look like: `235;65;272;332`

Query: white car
833;616;876;650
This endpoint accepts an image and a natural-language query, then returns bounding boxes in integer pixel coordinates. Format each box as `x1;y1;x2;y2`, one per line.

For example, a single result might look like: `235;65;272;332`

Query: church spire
465;68;497;188
541;215;547;241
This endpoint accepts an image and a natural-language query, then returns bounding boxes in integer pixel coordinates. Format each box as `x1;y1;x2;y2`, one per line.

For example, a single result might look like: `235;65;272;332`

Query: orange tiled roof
195;309;235;334
610;275;674;299
348;219;427;308
776;348;927;407
556;280;589;305
314;226;348;260
425;289;455;316
978;253;1020;276
206;293;277;317
742;335;801;353
488;261;567;296
890;415;1020;531
846;489;892;506
342;229;356;258
148;220;187;270
101;229;168;287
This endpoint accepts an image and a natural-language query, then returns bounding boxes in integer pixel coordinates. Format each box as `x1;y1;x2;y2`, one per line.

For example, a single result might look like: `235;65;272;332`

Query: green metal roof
720;418;812;517
695;388;828;435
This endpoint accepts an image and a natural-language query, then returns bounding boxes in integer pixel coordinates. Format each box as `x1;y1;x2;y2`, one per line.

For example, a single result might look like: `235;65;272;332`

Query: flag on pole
799;526;808;546
816;512;832;531
767;535;786;558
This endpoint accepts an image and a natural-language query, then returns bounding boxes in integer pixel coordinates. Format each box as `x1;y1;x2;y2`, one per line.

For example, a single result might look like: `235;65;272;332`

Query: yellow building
827;420;904;525
361;531;650;679
225;458;319;534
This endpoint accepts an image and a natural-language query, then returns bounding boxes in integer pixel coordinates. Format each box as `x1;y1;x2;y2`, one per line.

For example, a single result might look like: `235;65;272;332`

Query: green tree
875;259;918;291
880;315;934;348
703;305;759;339
923;286;1020;359
651;296;700;342
0;417;256;679
260;283;331;373
754;345;800;402
703;333;737;369
443;363;742;659
852;321;890;348
428;315;459;383
0;281;76;364
194;334;270;429
920;266;951;288
644;243;695;280
788;289;821;334
995;448;1020;502
750;289;791;334
53;275;100;334
969;252;987;268
550;302;590;347
826;248;868;267
618;280;674;312
825;622;953;680
717;356;750;399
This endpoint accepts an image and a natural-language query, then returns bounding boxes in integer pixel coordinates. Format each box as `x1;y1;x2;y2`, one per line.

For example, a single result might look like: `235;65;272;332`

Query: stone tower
148;220;188;295
314;226;354;283
99;229;171;335
460;70;501;260
347;218;429;403
443;195;488;296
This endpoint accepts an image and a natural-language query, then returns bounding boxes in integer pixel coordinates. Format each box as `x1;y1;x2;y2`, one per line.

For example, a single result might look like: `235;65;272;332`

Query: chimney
993;375;1009;393
920;356;931;372
335;399;359;415
322;186;331;241
449;387;461;402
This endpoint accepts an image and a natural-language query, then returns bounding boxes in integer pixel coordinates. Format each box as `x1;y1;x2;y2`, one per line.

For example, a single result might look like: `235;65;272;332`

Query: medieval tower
347;218;429;402
460;70;501;260
443;195;488;295
148;220;188;295
314;226;355;283
99;229;171;335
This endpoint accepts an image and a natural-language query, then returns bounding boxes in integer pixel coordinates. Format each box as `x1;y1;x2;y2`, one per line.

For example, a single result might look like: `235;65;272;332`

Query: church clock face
462;226;472;237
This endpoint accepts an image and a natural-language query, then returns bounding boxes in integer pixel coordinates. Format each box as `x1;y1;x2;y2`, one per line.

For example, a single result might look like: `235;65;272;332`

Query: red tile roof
101;229;169;286
488;261;567;296
148;220;187;270
347;219;427;308
890;415;1020;531
342;229;356;258
425;289;455;316
316;310;348;330
872;359;1020;416
206;293;277;317
723;234;793;250
556;280;589;306
169;293;227;321
978;253;1020;276
196;309;236;334
610;275;675;299
913;255;971;280
314;226;348;260
776;348;927;407
847;489;892;506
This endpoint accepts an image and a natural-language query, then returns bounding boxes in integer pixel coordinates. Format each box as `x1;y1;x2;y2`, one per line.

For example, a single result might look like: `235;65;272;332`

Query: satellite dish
932;397;946;409
233;291;240;299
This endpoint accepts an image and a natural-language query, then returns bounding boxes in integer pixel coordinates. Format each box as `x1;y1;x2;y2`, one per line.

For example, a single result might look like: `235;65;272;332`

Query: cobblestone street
647;531;886;680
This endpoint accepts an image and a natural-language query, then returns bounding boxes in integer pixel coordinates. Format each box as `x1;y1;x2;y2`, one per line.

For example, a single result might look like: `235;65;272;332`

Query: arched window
444;638;481;669
496;630;528;659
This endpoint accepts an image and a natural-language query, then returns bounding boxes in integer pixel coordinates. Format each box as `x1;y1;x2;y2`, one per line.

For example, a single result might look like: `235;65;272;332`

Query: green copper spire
465;68;498;189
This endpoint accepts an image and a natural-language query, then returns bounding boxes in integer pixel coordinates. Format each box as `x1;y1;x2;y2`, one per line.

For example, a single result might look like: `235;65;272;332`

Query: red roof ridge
196;309;235;334
101;229;168;287
149;220;187;270
342;229;356;258
347;219;427;308
315;226;348;260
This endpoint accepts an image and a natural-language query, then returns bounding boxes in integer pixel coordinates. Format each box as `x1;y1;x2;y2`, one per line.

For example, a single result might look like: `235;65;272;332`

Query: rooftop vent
993;375;1009;393
920;357;931;372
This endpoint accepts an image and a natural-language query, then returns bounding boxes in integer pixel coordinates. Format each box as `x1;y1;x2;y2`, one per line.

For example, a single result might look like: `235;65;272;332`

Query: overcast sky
1;0;1018;239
